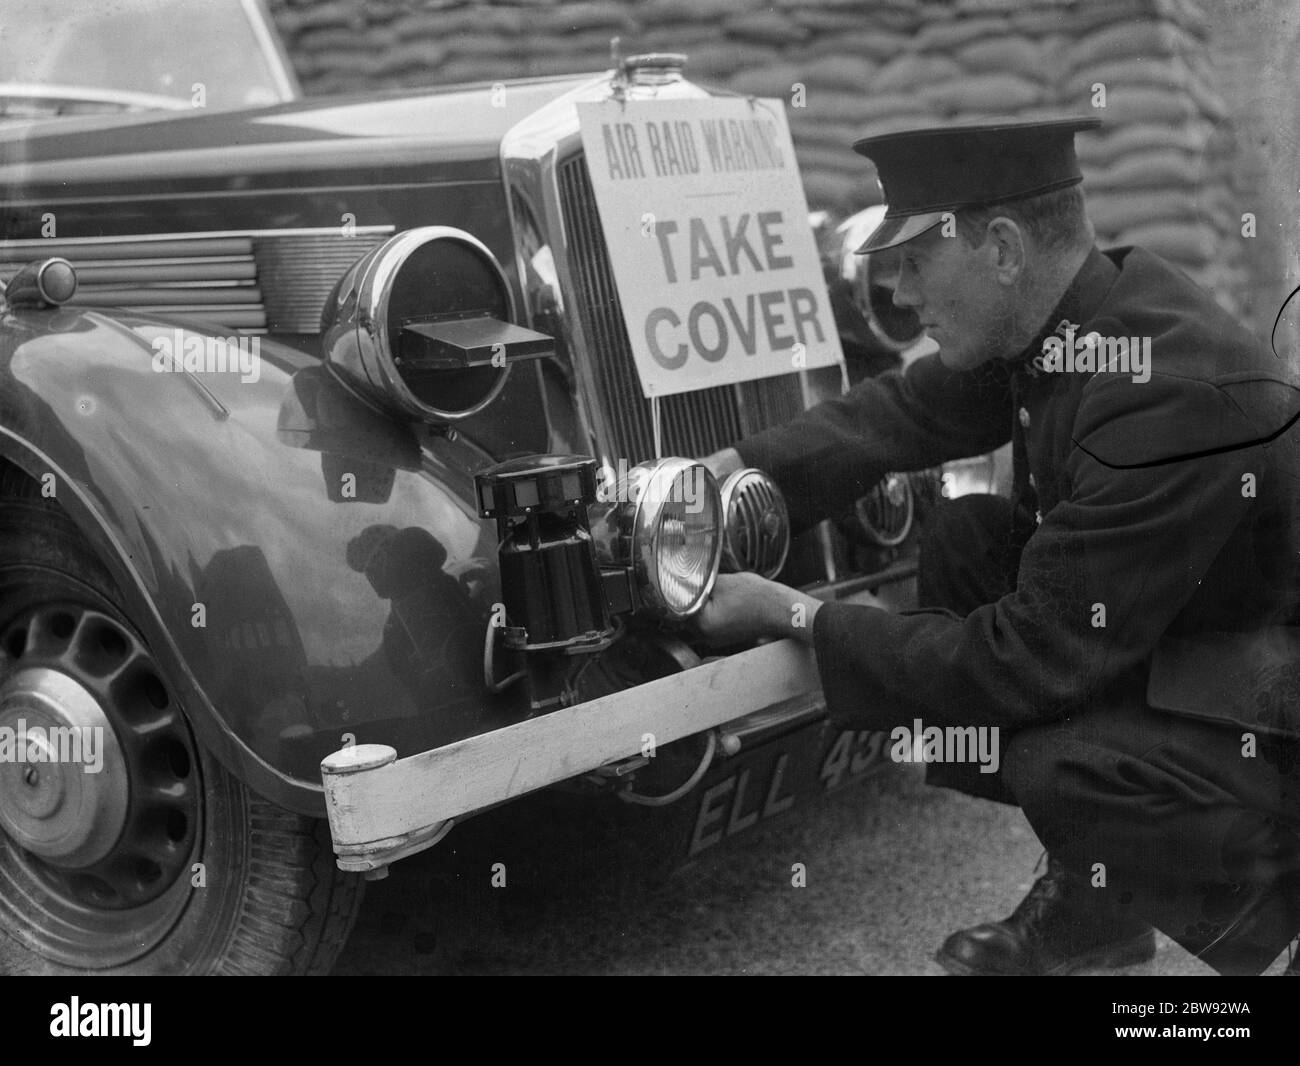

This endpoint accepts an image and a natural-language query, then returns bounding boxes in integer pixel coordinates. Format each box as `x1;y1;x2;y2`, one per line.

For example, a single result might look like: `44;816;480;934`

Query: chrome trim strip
0;83;188;112
0;226;394;249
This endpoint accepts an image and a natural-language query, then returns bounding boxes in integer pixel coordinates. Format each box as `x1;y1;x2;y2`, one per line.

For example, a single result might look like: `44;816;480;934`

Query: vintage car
0;0;995;974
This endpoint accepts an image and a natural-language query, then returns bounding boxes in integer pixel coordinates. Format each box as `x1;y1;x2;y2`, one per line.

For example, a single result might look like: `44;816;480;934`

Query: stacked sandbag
1057;3;1244;313
271;0;378;93
710;0;1243;311
266;0;1247;312
735;2;1059;212
271;0;637;91
642;1;928;212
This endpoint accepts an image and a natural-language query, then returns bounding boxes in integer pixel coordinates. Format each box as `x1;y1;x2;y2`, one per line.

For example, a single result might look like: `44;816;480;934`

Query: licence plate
684;722;889;858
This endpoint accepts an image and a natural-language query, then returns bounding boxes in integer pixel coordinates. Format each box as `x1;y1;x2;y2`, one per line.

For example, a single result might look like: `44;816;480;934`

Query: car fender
0;305;524;814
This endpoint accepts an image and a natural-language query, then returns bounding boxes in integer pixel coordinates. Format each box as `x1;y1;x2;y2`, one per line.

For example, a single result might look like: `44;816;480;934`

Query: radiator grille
558;155;803;465
0;229;391;333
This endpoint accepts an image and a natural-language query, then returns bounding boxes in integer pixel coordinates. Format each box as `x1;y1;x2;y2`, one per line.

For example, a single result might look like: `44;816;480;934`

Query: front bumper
321;635;824;873
319;577;907;874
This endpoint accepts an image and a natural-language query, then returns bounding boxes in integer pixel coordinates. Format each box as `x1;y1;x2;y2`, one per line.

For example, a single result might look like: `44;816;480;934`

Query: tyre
0;482;363;974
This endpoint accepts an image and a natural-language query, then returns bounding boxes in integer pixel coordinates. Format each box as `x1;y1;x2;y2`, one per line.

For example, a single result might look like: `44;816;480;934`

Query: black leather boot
936;857;1156;975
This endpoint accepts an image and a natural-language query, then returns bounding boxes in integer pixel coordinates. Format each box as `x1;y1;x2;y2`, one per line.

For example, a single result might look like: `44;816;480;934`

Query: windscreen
0;0;292;113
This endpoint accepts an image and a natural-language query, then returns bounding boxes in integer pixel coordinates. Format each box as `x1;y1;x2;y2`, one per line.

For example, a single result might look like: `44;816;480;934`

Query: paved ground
333;759;1291;976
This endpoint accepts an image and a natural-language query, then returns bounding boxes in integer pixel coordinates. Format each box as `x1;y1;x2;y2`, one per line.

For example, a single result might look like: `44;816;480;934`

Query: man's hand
701;447;745;481
694;571;822;647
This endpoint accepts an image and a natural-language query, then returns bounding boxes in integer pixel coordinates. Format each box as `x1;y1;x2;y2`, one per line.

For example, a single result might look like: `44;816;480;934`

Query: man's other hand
701;447;745;481
694;572;821;647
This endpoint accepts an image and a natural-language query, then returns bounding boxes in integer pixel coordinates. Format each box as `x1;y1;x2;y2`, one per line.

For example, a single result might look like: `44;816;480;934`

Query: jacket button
1018;406;1031;428
1035;509;1043;526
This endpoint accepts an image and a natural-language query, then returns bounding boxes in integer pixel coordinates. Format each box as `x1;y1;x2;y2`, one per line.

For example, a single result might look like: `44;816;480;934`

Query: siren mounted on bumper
475;454;723;714
322;226;552;423
477;455;615;655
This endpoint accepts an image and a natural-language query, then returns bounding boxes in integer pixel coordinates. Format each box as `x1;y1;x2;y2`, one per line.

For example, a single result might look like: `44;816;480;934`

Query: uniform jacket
735;246;1300;737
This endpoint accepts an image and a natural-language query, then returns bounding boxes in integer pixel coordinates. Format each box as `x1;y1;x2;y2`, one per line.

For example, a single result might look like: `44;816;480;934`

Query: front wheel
0;494;363;974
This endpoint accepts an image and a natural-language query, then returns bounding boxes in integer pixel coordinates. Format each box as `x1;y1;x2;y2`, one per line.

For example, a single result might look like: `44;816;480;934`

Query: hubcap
0;597;201;967
0;666;129;866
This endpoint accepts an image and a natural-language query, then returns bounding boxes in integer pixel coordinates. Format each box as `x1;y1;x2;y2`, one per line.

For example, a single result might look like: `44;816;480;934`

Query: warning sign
577;98;843;398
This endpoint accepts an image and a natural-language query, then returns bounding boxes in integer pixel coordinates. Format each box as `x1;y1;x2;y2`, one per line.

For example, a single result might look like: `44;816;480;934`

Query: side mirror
2;258;78;309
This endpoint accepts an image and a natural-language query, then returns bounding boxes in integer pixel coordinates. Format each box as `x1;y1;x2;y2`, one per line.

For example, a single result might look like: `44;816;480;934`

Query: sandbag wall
268;0;1248;314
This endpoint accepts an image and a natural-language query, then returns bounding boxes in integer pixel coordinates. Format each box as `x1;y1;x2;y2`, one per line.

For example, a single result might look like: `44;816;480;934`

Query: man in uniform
697;118;1300;975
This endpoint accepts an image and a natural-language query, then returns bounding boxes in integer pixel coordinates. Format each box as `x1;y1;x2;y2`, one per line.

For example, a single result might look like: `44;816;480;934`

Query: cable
483;620;524;693
617;729;718;807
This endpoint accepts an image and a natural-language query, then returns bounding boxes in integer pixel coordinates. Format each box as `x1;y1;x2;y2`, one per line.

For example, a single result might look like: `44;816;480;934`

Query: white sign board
577;98;843;398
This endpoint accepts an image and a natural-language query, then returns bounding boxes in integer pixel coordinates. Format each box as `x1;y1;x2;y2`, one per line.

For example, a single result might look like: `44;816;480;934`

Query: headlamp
590;458;722;620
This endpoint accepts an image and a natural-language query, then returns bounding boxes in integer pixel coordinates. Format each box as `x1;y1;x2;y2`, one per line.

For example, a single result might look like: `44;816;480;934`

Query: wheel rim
0;588;201;968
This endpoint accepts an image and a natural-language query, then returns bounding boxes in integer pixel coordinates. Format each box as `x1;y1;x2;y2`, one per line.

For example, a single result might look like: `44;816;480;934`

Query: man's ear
984;217;1027;285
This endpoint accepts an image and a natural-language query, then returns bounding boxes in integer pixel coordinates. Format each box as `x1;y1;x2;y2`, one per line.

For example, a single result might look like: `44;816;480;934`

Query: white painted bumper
320;637;823;873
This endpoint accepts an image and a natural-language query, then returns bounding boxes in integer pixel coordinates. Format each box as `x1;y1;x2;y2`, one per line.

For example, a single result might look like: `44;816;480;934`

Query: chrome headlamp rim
324;226;514;423
591;457;722;620
630;457;722;620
